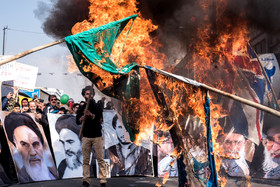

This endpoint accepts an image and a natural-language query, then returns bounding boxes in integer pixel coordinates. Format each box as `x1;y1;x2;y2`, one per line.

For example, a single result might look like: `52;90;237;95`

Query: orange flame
68;0;254;186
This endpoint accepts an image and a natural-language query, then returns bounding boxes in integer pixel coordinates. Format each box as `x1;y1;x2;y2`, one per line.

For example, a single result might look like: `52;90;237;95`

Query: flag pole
0;39;65;66
145;66;280;117
79;83;94;139
248;43;280;110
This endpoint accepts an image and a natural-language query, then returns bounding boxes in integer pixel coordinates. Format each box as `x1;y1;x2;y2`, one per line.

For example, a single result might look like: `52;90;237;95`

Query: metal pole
2;26;8;55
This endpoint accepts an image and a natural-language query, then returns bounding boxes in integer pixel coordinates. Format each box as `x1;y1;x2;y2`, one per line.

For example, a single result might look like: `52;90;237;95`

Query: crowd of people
0;87;108;186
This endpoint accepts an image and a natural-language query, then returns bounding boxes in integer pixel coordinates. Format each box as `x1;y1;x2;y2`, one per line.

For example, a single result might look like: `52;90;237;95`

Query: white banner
0;56;38;90
14;62;38;90
0;56;16;81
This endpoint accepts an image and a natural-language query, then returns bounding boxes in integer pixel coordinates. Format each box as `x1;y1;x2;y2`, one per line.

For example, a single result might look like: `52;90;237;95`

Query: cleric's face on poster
14;126;44;169
2;112;57;183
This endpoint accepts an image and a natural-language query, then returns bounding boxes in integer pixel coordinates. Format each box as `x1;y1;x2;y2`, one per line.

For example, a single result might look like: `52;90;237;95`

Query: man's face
29;102;37;113
50;96;57;107
84;90;93;100
59;129;82;169
115;120;126;143
73;105;79;113
21;100;28;107
13;107;21;113
13;126;43;167
222;133;245;158
21;106;29;113
265;128;280;158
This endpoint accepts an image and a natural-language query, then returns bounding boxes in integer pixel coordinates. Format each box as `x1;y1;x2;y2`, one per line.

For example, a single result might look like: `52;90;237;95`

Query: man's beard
263;147;280;178
222;146;249;177
24;155;51;181
65;150;82;170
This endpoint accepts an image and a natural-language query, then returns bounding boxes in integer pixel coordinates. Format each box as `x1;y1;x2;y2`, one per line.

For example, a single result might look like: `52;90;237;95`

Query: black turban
4;112;44;147
262;113;280;135
55;115;80;137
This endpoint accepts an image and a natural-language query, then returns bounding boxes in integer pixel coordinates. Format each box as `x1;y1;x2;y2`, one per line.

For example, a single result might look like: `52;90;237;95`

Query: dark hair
55;115;80;138
14;102;20;108
73;103;80;108
48;95;57;102
81;86;95;97
21;98;28;104
4;112;44;147
1;96;6;102
263;113;280;135
112;114;118;130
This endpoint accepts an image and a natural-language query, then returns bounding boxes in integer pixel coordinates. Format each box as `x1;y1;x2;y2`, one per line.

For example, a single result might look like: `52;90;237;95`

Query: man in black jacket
76;86;106;187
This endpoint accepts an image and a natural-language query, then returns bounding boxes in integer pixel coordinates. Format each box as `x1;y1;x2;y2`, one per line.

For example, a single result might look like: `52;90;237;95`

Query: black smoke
35;0;90;39
37;0;280;65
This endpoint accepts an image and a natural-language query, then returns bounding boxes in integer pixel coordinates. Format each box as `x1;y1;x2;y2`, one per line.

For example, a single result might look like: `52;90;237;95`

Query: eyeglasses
51;99;57;101
264;136;280;147
85;93;90;95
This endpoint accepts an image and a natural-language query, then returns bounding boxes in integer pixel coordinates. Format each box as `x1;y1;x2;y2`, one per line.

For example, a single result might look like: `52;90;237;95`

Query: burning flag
65;14;221;186
65;14;140;140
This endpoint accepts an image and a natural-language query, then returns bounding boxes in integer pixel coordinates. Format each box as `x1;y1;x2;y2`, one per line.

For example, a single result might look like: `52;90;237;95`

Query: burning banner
63;12;280;186
64;14;219;186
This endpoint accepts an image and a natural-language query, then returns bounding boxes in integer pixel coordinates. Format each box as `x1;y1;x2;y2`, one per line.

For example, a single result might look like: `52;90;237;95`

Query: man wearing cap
55;115;82;179
262;114;280;179
4;112;58;183
76;86;106;187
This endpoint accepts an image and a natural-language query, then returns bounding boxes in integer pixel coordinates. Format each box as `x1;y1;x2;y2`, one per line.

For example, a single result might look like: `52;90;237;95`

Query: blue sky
0;0;91;102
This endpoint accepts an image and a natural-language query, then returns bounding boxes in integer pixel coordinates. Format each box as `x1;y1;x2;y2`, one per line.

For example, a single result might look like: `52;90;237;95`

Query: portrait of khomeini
3;112;58;183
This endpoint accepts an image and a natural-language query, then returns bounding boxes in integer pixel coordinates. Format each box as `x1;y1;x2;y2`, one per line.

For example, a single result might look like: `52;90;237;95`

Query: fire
68;0;254;186
72;0;165;70
188;0;255;186
66;55;79;73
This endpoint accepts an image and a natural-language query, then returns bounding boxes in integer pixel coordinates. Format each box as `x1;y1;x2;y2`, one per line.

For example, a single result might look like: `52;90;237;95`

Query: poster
47;114;83;179
0;111;58;183
96;159;111;178
157;132;178;177
103;109;153;176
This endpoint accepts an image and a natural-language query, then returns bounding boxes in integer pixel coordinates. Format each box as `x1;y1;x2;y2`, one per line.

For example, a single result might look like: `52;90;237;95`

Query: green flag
65;14;140;141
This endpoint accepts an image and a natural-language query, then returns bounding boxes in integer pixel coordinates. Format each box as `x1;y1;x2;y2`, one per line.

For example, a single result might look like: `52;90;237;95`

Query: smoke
37;0;280;64
35;0;90;39
137;0;280;66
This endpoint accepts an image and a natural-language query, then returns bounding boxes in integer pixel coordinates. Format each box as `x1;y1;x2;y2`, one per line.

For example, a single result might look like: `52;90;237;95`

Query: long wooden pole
0;39;65;66
79;83;94;139
202;83;280;117
146;67;280;117
0;39;279;117
248;43;280;110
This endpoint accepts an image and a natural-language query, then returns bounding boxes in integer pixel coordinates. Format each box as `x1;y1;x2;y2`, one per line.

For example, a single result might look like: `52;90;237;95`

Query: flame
72;0;165;70
162;172;170;185
66;55;79;73
187;0;255;186
68;0;255;186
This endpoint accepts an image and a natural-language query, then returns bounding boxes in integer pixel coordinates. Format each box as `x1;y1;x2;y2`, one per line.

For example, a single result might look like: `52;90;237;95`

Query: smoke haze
37;0;280;65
